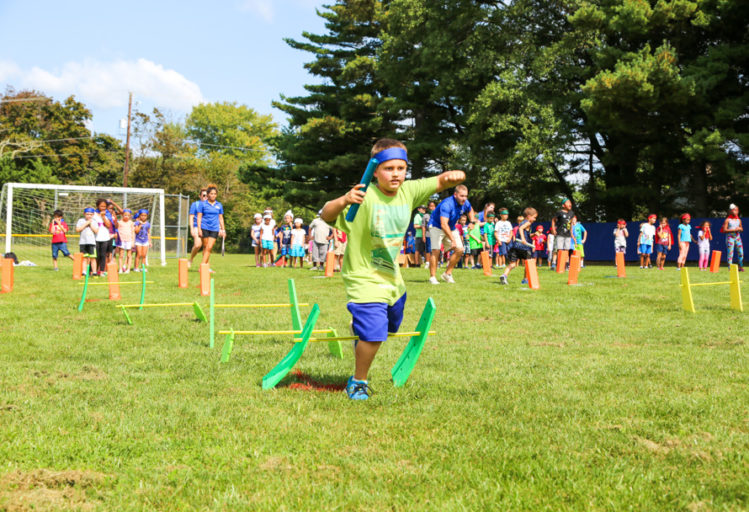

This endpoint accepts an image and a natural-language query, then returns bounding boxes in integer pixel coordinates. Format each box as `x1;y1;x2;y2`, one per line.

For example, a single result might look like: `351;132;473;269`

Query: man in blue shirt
188;187;207;267
428;184;478;284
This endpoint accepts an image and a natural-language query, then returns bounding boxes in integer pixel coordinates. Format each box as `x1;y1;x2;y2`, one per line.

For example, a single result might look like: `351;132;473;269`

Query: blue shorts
261;240;274;250
280;244;291;256
347;293;407;343
499;242;509;256
51;242;70;259
655;244;669;254
639;244;653;255
290;244;305;258
426;238;432;253
532;250;544;259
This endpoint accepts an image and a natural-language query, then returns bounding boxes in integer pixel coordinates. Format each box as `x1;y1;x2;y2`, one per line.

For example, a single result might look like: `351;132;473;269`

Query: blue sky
0;0;327;138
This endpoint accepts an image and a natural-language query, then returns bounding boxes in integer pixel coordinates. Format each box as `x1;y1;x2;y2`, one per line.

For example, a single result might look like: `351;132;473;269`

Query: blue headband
123;209;132;214
137;209;148;216
84;207;95;213
373;147;409;164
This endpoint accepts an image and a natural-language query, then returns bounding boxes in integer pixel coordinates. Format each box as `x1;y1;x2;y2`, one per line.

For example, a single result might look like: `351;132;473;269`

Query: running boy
321;138;465;400
49;210;74;270
499;208;537;284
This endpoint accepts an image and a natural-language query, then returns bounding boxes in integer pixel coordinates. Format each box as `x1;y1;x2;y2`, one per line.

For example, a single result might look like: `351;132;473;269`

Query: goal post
1;183;168;266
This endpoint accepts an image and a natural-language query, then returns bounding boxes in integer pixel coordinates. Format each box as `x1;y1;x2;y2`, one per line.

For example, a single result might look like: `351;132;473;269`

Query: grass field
1;256;747;511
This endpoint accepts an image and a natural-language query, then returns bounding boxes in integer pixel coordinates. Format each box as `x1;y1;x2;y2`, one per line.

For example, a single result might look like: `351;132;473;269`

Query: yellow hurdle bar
688;282;732;287
82;281;154;286
120;303;194;308
213;303;309;309
217;329;334;335
294;331;437;343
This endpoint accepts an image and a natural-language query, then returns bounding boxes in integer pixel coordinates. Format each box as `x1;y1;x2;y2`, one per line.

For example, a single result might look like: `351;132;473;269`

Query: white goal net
1;183;167;266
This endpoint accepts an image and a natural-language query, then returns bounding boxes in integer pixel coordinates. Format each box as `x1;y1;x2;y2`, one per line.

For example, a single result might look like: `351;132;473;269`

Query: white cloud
238;0;274;22
1;58;204;111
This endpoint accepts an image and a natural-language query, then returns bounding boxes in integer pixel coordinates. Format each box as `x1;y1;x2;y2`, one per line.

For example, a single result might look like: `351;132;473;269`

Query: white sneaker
428;276;440;285
441;272;455;284
425;261;430;268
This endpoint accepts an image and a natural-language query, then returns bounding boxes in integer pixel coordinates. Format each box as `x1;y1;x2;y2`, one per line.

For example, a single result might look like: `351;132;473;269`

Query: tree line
260;0;747;221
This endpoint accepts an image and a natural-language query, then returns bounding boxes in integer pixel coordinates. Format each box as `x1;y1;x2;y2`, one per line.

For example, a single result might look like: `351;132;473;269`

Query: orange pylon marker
709;250;721;273
107;262;121;300
556;250;569;274
72;253;83;280
568;255;581;285
324;250;336;277
616;251;626;278
524;259;540;289
200;263;210;296
1;257;13;294
480;250;492;276
178;258;188;288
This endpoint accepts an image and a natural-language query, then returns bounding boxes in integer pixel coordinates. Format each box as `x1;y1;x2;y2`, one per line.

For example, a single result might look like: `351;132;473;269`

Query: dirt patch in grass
32;366;108;384
529;342;564;348
0;469;109;511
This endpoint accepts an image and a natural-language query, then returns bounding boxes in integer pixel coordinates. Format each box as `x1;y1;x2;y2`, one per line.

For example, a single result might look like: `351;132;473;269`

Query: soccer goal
0;183;167;266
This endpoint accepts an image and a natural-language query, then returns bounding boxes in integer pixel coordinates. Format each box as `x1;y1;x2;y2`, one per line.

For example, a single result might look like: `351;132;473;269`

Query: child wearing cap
571;216;587;267
49;210;74;271
259;214;275;267
495;209;512;268
134;209;151;271
290;218;307;268
722;204;744;271
117;209;135;273
251;213;263;267
638;214;656;269
321;137;465;400
677;213;696;270
531;225;546;267
655;217;673;270
276;211;294;267
613;220;628;264
76;207;100;275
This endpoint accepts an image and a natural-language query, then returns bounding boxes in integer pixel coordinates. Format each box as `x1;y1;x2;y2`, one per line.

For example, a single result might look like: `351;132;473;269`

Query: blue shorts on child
261;240;274;250
655;244;669;254
347;293;407;343
639;244;653;255
290;244;305;258
52;242;71;259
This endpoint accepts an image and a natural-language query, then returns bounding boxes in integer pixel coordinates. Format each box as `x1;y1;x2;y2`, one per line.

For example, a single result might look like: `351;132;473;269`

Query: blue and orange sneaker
346;376;371;400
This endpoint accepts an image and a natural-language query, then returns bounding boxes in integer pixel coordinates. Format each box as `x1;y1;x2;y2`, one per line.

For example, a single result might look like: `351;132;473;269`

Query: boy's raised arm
321;184;366;223
436;170;465;193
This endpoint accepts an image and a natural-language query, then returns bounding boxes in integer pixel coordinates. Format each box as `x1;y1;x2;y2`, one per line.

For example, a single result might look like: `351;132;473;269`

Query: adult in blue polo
196;184;225;269
428;184;478;284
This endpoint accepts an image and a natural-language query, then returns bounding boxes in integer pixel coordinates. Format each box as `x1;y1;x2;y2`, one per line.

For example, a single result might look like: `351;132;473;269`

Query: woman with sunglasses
188;187;208;268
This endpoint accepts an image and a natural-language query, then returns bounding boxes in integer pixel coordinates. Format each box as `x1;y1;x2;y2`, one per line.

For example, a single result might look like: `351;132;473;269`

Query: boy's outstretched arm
321;184;366;223
436;170;465;193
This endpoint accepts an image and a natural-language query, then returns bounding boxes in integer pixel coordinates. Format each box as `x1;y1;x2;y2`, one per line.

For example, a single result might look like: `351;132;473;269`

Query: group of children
249;209;346;270
49;199;152;276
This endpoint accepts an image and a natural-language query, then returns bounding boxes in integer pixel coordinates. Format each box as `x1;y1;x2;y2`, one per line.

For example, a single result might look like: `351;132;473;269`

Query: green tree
0;88;124;188
258;0;400;210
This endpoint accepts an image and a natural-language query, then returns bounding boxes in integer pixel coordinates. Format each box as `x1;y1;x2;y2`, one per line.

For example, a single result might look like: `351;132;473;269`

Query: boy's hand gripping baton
345;157;379;223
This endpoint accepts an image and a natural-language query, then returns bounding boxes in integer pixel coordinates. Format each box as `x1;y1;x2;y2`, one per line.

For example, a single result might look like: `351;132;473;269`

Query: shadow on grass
271;370;348;392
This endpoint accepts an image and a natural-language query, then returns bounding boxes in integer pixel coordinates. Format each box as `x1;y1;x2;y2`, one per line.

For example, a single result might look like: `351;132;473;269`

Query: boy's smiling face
374;158;407;196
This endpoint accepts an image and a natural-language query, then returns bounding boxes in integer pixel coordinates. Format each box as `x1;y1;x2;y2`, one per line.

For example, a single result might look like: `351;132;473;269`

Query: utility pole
123;92;133;187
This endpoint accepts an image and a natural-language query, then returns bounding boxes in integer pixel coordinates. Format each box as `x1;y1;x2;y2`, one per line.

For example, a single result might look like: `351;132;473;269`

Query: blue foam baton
345;147;408;223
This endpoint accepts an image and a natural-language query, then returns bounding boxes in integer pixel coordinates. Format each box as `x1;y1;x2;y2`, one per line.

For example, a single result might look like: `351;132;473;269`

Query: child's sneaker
441;272;455;284
346;376;370;400
521;278;528;285
499;275;508;285
53;267;59;271
428;276;440;285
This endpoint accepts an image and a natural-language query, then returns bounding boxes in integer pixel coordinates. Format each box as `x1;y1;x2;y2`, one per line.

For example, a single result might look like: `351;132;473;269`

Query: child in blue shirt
677;213;697;269
571;216;587;267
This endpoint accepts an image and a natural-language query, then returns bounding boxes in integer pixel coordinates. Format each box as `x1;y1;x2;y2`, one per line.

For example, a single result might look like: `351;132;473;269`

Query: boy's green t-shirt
484;222;495;246
468;225;483;250
413;212;423;238
336;177;439;305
